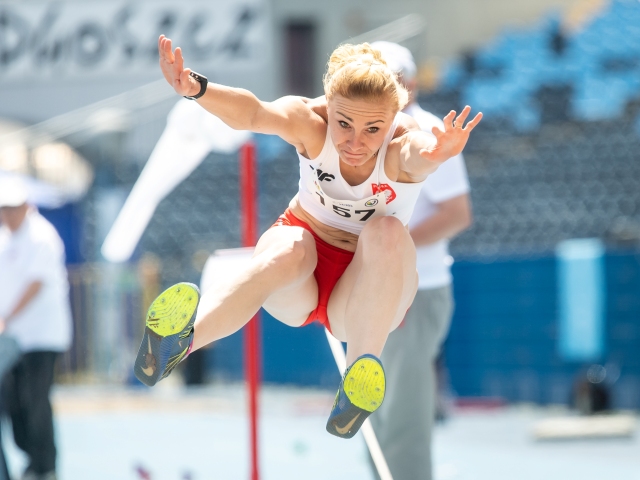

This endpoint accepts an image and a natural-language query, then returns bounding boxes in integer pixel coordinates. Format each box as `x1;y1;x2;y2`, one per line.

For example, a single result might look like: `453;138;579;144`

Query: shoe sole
344;357;386;411
326;356;386;439
133;282;200;387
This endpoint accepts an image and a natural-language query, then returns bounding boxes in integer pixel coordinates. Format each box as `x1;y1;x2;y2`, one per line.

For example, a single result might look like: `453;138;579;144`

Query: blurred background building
1;0;639;410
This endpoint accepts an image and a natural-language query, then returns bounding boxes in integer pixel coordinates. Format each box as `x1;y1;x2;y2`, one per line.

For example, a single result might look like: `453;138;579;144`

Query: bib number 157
332;205;375;221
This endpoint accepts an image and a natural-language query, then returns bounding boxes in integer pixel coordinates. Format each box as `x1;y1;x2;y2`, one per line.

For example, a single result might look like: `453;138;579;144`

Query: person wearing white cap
368;41;473;480
0;179;72;480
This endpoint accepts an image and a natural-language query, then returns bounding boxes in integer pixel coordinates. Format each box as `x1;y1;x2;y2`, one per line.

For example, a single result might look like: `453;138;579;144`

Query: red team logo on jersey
371;183;396;204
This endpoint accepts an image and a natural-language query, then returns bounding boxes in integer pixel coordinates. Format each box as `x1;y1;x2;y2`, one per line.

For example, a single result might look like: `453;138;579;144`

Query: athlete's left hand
419;106;483;163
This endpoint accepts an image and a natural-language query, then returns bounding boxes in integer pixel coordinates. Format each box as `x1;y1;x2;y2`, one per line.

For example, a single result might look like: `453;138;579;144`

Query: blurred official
0;181;72;480
369;42;473;480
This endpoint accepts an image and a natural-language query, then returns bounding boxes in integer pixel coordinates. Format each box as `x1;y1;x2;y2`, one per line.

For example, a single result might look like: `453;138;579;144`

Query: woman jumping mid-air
134;34;482;439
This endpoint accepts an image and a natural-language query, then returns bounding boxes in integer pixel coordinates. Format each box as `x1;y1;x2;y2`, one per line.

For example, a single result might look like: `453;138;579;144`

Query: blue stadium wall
209;252;640;409
446;253;639;409
40;203;84;264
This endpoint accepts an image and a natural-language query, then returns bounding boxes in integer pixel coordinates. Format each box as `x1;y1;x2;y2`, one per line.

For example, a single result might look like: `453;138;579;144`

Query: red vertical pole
239;141;260;480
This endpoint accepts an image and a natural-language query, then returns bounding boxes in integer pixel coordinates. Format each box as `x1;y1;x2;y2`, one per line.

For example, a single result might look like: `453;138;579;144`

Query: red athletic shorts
272;208;355;332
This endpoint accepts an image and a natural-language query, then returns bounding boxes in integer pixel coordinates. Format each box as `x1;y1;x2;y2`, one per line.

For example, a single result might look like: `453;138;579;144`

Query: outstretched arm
159;35;316;146
399;106;482;179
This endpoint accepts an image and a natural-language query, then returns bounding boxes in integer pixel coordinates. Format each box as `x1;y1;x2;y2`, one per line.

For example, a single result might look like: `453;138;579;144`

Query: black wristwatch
184;71;208;100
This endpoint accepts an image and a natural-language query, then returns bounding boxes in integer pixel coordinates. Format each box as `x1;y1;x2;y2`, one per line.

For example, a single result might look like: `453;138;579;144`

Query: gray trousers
369;285;453;480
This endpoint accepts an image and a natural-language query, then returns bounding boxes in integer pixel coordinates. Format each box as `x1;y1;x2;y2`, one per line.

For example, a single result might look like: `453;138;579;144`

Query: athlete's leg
134;224;319;386
324;216;416;438
191;225;318;350
328;216;418;365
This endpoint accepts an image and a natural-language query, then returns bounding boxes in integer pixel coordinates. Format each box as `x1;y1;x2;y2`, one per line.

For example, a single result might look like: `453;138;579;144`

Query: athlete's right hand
158;35;201;97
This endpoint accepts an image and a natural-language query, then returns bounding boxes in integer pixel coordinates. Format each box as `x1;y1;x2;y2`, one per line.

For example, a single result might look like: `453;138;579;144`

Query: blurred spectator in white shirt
0;180;72;480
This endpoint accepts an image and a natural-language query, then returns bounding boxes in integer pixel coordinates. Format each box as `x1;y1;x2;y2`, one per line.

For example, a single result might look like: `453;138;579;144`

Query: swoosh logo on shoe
334;413;361;435
142;336;155;376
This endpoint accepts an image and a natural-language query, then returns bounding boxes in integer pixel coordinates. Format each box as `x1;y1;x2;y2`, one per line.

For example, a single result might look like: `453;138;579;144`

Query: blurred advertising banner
0;0;267;81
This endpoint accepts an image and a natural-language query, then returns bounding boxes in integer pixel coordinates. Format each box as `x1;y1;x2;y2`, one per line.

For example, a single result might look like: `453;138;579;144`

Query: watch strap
184;71;208;100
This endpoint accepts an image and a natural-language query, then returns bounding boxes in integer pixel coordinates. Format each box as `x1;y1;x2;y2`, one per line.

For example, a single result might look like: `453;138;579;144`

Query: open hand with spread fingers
158;34;201;97
420;106;483;164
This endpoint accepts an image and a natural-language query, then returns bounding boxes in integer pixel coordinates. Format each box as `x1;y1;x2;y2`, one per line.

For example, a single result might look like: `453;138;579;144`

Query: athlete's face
327;95;397;168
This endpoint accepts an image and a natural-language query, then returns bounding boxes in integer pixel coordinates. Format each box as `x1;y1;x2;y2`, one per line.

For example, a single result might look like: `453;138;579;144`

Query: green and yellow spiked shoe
326;354;386;439
133;282;200;387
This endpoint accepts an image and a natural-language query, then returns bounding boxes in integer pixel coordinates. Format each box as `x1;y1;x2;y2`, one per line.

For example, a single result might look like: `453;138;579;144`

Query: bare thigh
326;218;418;342
256;225;319;327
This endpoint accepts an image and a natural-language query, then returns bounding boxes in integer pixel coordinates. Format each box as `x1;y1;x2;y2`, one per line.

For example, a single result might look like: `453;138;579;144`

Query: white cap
0;179;28;207
371;41;417;81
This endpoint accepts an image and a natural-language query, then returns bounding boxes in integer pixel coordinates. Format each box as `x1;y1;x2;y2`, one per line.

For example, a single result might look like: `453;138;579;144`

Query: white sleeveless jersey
297;114;424;235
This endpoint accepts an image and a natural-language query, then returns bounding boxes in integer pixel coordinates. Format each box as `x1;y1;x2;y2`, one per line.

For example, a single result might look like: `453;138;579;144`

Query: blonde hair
323;43;409;112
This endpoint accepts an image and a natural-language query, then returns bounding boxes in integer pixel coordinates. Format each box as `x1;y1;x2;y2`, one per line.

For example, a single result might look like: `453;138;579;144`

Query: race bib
309;168;387;223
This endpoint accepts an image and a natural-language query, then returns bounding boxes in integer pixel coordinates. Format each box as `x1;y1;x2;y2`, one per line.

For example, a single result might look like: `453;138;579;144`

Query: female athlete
134;34;482;438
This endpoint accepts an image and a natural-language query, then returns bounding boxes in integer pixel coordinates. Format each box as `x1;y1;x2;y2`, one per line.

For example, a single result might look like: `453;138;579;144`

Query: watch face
190;72;206;82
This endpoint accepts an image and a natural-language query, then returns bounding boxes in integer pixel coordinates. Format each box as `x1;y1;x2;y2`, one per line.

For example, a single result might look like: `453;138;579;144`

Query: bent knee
263;230;317;279
285;234;317;270
362;216;405;238
360;216;408;251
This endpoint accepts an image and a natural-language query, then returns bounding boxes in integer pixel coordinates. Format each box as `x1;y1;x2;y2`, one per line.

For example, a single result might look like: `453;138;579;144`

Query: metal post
239;141;261;480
